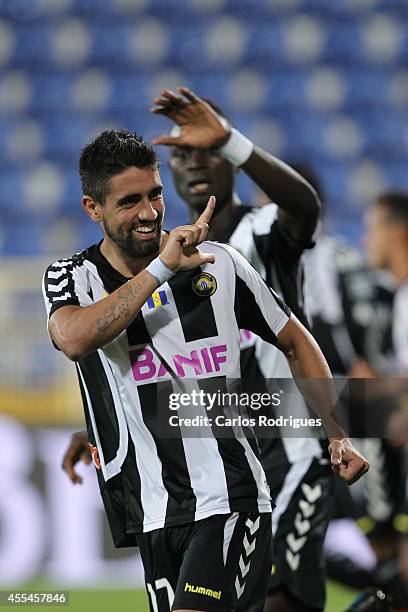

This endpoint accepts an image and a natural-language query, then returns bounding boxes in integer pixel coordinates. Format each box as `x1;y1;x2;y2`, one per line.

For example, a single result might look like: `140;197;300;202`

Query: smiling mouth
132;224;157;236
188;180;211;194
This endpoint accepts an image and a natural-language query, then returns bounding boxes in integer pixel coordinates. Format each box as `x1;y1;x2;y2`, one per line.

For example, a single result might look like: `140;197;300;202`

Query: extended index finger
196;196;216;225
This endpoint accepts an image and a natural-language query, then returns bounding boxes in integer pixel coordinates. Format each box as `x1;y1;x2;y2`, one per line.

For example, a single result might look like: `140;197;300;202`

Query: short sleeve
42;258;92;319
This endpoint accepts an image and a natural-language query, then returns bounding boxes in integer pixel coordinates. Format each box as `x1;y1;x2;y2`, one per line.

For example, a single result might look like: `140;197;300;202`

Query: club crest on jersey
192;272;217;297
147;290;169;309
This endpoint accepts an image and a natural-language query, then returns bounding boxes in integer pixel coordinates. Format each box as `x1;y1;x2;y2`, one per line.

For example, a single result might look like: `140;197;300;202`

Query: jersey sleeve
221;243;291;346
42;258;92;319
252;204;316;266
270;218;315;259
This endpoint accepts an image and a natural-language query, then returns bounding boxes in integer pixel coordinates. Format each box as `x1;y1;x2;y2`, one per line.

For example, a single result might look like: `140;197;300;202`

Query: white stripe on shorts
223;512;240;565
272;457;314;536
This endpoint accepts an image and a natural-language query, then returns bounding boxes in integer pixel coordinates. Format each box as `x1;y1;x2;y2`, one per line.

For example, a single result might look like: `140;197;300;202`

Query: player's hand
151;86;230;149
159;196;216;271
328;438;370;485
62;430;91;484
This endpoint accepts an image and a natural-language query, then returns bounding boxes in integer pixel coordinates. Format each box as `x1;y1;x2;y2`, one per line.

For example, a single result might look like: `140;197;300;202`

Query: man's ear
82;196;102;223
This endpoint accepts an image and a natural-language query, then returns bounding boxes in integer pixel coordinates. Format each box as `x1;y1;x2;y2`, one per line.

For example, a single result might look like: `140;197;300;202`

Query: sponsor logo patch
130;344;228;381
184;582;221;600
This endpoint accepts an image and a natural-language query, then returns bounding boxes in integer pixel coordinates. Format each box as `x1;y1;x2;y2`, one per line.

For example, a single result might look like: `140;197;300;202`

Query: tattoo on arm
96;302;120;333
96;277;149;334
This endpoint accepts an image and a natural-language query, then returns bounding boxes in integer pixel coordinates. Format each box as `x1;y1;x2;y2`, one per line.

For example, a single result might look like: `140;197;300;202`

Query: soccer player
288;164;405;609
364;192;408;377
291;163;394;377
61;89;357;612
63;91;331;610
363;192;408;609
45;126;369;612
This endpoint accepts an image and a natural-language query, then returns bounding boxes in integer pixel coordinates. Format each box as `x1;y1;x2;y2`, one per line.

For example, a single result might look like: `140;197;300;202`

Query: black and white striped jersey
392;280;408;372
228;204;323;471
304;235;394;374
43;240;290;545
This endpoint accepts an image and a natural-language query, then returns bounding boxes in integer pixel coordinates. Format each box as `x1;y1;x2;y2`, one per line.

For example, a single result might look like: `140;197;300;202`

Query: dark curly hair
79;129;158;204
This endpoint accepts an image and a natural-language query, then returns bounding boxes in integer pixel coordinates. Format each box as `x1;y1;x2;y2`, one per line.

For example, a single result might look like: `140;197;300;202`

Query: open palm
151;86;230;150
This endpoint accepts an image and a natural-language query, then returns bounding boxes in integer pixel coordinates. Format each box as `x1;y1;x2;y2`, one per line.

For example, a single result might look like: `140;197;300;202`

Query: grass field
2;579;357;611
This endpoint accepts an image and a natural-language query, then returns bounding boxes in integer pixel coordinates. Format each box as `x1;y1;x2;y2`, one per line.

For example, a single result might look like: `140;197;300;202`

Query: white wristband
145;257;176;285
217;128;254;167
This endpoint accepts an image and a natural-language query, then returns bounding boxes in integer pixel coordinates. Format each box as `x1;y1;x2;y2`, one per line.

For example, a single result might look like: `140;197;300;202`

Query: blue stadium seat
0;0;407;253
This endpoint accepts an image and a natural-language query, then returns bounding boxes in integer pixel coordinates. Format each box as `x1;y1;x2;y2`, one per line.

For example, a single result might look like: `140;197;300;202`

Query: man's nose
187;149;208;170
138;199;158;221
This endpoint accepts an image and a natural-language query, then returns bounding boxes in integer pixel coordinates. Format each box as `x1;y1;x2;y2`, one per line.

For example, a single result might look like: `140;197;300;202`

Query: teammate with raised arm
151;87;336;612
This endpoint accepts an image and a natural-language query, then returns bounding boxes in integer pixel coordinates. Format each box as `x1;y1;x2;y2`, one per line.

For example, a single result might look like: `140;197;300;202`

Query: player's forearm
50;270;158;360
284;328;346;439
242;148;321;224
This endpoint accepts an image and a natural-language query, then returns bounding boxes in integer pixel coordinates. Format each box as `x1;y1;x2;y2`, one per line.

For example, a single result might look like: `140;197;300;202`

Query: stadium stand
0;0;407;256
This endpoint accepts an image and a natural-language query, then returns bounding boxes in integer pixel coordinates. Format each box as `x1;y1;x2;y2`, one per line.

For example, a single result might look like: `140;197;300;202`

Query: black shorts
266;456;334;611
138;511;273;612
349;438;407;538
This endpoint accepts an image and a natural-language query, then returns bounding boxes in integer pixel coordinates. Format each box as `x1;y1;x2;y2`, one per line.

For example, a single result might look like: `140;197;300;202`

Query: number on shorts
146;578;175;612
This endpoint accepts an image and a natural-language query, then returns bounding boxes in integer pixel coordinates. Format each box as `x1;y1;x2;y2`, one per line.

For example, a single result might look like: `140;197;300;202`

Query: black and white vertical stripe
228;204;324;466
43;243;289;538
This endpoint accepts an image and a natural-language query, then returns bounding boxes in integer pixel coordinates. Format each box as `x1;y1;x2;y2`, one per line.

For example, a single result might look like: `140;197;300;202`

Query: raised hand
151;86;230;150
329;438;370;485
159;195;216;271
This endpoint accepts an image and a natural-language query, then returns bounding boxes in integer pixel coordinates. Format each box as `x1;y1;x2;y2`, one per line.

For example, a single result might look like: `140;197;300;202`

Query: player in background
63;88;341;612
363;192;408;609
282;166;407;610
288;165;394;378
